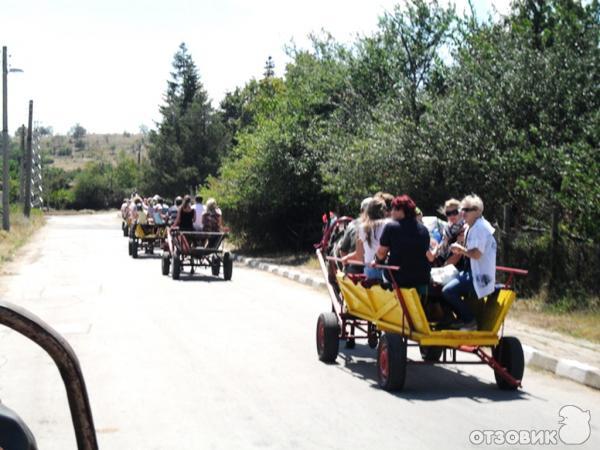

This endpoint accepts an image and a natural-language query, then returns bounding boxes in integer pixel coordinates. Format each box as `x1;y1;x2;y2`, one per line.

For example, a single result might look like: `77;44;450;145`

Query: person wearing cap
440;194;497;331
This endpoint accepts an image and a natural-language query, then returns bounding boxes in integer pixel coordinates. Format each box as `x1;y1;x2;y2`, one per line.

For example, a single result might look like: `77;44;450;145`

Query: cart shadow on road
174;272;228;283
336;345;532;403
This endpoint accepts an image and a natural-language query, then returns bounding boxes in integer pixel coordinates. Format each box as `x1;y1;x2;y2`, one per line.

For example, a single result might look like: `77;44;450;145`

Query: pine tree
263;56;275;78
145;43;228;198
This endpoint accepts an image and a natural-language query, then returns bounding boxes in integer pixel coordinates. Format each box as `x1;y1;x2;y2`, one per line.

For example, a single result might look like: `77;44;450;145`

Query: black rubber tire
132;240;138;259
316;312;339;363
493;336;524;390
223;252;233;280
172;253;181;280
128;240;133;256
211;256;220;276
419;345;443;362
368;333;379;349
161;255;170;276
377;333;407;391
345;337;356;349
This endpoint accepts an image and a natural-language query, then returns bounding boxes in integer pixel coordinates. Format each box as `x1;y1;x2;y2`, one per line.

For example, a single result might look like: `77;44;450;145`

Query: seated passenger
431;198;465;267
342;198;390;281
335;196;372;274
168;196;183;225
374;195;431;295
193;195;205;231
202;198;222;232
173;195;195;232
441;194;497;331
201;198;222;248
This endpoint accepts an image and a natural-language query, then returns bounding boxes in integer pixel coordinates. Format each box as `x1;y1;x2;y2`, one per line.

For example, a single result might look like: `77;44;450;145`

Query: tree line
33;0;599;305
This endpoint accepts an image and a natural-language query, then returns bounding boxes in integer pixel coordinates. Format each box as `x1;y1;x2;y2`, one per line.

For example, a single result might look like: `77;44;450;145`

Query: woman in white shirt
342;198;390;280
441;194;497;330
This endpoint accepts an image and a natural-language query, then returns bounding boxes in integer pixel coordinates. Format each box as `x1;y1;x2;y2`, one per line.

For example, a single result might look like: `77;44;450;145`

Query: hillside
41;132;145;171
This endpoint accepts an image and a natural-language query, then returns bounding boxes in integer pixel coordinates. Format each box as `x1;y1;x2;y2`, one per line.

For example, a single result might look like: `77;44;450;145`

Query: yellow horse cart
314;217;528;391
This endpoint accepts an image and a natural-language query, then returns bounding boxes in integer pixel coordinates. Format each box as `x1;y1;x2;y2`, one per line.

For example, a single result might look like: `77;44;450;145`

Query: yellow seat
336;271;516;348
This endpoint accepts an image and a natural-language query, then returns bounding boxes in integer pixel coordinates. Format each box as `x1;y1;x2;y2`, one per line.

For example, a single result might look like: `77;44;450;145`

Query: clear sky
2;0;510;134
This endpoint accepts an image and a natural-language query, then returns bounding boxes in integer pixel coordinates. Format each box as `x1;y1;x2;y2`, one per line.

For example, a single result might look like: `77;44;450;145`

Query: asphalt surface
0;212;598;449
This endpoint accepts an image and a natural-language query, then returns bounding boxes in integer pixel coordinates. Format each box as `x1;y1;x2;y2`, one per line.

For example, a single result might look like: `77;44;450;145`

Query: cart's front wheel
172;252;181;280
131;240;138;259
419;345;443;362
492;336;524;390
377;333;407;391
128;239;133;256
316;312;339;363
161;254;170;276
223;252;233;280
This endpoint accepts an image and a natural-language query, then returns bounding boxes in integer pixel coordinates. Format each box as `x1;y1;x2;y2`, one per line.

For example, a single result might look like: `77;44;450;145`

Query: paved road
0;212;598;449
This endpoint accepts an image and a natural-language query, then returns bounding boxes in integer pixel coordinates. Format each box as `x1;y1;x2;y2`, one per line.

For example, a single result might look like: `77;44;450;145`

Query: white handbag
431;264;459;286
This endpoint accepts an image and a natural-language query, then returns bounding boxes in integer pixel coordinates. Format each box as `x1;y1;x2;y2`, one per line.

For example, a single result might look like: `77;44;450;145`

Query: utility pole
2;46;9;231
19;124;25;200
24;101;33;217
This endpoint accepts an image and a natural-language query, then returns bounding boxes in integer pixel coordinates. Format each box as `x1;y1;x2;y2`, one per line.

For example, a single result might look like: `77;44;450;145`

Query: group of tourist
121;194;223;235
337;193;497;331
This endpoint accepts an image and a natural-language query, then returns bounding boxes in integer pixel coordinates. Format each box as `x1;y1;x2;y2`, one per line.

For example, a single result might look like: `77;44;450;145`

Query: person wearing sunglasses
440;194;497;330
431;198;465;267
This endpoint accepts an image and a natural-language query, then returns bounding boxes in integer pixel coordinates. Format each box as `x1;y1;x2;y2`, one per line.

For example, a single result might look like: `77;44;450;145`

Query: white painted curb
233;253;599;390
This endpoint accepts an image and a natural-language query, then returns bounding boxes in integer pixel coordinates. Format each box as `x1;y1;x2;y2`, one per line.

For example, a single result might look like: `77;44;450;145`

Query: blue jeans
364;266;384;281
441;270;476;322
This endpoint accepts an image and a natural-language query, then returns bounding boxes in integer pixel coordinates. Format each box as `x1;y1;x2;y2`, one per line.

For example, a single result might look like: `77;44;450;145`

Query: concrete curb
232;253;600;390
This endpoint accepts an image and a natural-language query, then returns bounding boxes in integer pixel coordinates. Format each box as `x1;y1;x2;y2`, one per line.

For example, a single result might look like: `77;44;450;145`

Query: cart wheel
223;252;233;281
316;312;339;363
161;255;170;276
368;333;379;349
493;336;524;390
128;239;133;256
377;333;407;391
172;252;181;280
345;337;356;349
419;345;443;362
132;240;138;259
211;256;220;276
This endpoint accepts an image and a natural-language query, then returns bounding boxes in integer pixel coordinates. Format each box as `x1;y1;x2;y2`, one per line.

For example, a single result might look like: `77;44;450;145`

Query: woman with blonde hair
202;198;222;232
342;197;390;280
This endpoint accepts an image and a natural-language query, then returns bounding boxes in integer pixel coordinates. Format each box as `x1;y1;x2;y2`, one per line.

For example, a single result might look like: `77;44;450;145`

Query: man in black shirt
375;195;431;290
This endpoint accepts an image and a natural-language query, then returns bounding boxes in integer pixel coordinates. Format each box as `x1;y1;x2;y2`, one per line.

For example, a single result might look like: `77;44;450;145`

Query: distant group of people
121;194;223;236
336;193;497;331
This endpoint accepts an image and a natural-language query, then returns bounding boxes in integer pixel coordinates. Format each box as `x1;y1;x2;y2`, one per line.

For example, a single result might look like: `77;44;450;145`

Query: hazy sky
2;0;510;134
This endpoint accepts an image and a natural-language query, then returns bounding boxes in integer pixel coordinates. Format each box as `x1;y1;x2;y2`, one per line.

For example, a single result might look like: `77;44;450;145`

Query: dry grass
42;133;143;171
0;207;45;264
512;298;600;343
